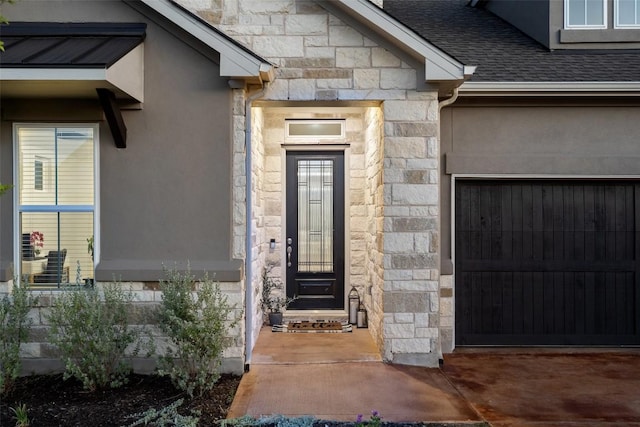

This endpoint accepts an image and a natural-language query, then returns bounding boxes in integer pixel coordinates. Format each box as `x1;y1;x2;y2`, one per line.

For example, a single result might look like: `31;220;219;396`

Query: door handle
286;237;293;267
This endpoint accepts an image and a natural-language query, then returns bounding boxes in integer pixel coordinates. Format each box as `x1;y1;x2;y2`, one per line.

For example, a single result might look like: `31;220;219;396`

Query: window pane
568;0;587;25
21;212;94;286
567;0;605;26
288;123;343;137
56;128;94;205
18;127;94;206
19;128;55;205
618;0;638;24
17;125;96;287
297;159;334;273
586;0;604;25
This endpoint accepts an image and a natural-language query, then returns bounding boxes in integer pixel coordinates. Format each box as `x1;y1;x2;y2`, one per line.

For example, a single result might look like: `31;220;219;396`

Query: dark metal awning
0;22;146;102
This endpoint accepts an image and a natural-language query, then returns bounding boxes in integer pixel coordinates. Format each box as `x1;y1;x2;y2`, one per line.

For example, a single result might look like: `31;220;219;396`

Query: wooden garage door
455;180;640;346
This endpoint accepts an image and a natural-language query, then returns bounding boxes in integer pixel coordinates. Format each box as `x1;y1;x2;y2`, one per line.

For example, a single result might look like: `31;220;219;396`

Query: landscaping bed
0;373;241;426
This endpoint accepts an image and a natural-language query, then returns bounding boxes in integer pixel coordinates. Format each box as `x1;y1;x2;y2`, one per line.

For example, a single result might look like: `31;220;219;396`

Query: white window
15;125;97;286
565;0;607;28
616;0;640;27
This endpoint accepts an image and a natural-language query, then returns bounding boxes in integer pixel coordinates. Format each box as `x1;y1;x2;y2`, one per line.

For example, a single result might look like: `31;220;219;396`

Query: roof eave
133;0;274;84
460;81;640;96
325;0;474;89
0;44;145;102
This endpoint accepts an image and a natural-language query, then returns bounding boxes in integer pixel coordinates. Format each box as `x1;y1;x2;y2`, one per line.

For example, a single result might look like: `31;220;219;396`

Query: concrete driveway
229;327;640;425
442;350;640;426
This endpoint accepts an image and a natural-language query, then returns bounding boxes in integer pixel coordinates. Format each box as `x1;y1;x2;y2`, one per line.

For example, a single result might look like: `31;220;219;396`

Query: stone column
382;93;441;367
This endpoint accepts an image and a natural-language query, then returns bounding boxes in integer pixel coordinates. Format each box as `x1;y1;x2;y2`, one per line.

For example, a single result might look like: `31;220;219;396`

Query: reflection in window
17;125;96;287
34;159;44;191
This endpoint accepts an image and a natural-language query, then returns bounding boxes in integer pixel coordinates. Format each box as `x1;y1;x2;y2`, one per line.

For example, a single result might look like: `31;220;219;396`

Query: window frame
13;123;100;286
615;0;640;27
565;0;608;29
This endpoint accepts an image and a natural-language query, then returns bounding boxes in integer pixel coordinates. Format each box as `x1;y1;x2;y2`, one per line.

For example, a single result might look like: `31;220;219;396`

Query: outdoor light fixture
348;286;360;325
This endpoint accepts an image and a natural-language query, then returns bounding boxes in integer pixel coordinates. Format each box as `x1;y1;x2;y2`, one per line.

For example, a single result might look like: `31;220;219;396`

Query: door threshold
284;310;348;322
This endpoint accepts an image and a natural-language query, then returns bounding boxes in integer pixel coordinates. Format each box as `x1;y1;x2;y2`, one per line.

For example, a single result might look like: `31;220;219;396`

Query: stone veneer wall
381;94;441;366
260;108;374;308
178;0;443;367
439;274;454;353
363;106;385;351
0;281;245;375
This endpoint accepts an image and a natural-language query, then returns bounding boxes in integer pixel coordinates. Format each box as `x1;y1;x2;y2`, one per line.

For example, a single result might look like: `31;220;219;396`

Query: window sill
560;28;640;43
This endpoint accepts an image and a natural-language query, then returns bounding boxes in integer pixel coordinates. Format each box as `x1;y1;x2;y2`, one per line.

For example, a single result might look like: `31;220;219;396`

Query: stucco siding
439;99;640;352
1;0;240;282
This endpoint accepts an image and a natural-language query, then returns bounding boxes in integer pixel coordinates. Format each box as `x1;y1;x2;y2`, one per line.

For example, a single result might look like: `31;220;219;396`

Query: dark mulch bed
0;373;240;426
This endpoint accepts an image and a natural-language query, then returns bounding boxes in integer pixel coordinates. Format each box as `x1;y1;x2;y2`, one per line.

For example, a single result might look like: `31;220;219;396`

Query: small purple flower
356;414;363;423
371;410;379;417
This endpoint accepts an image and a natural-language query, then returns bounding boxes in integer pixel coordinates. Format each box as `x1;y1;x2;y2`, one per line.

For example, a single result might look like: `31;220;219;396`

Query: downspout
244;84;267;371
436;85;459;365
438;86;459;110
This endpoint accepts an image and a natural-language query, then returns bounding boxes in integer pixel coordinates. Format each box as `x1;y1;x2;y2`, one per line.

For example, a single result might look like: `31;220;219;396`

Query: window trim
615;0;640;27
565;0;608;29
13;123;100;286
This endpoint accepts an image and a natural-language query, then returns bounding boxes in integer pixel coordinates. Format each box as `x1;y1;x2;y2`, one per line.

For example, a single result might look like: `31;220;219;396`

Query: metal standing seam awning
0;22;147;148
0;22;146;102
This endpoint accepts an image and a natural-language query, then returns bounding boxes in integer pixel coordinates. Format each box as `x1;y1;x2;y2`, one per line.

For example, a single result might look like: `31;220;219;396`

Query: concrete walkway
228;327;482;424
228;327;640;425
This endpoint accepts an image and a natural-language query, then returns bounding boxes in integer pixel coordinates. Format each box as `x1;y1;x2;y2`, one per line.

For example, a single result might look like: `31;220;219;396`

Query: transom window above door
285;120;345;142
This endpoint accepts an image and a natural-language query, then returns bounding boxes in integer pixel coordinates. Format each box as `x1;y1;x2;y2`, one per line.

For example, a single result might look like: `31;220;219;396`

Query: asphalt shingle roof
383;0;640;82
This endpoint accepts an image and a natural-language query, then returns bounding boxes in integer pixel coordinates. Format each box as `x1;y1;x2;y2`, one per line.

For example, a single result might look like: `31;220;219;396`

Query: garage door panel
455;180;640;346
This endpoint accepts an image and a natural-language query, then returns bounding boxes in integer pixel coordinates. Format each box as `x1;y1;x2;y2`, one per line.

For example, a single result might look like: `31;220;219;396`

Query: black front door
285;151;345;310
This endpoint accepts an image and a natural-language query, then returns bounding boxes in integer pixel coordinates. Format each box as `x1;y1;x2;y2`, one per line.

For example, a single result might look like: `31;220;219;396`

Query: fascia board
461;81;640;95
138;0;273;81
0;68;107;81
332;0;469;81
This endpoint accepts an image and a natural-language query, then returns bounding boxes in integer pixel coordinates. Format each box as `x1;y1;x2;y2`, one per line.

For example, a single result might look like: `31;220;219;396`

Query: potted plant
260;265;297;326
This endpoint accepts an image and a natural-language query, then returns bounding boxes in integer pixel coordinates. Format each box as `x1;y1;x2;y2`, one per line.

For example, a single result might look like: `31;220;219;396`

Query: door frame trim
450;173;640;349
282;144;351;313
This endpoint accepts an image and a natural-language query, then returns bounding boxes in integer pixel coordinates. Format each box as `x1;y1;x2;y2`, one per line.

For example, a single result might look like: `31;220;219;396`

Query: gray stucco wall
485;0;550;48
0;1;241;282
440;98;640;269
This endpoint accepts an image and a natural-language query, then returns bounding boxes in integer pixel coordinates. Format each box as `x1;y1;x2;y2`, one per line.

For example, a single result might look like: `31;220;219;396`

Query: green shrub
46;283;154;391
125;398;199;427
0;283;37;394
157;266;240;397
